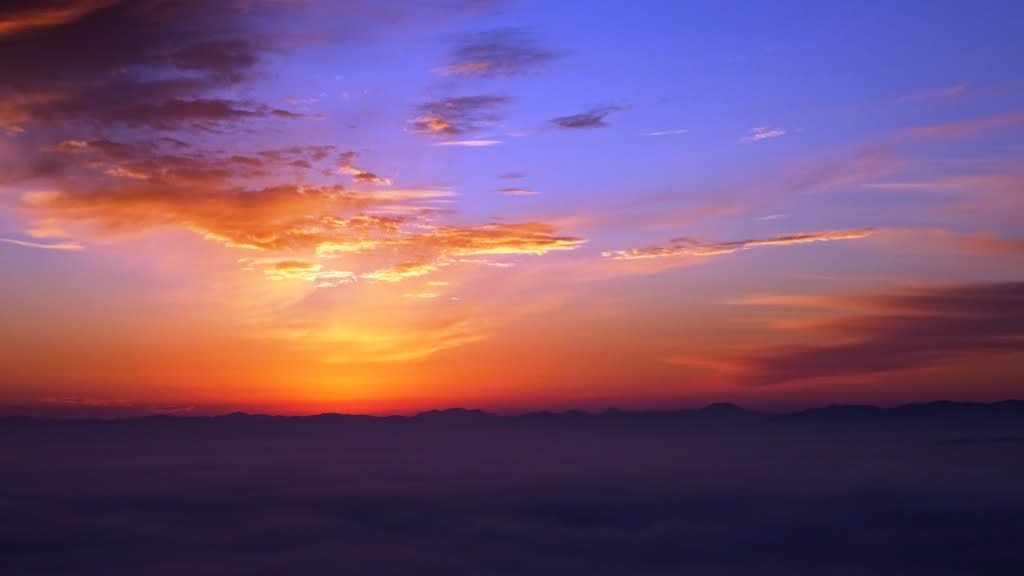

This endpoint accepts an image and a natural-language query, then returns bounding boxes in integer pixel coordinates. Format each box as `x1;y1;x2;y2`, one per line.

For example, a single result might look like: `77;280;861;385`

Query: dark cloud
168;38;260;80
411;95;509;136
741;282;1024;386
4;81;306;132
0;1;260;78
0;1;117;38
441;27;557;77
0;0;298;132
551;106;624;129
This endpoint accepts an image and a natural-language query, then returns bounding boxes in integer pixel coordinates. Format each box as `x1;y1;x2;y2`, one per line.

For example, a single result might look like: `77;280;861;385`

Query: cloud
896;83;968;103
10;135;584;286
168;38;260;80
551;106;624;129
603;228;874;260
249;259;356;287
740;126;786;143
338;151;392;186
499;188;538;196
20;179;445;252
0;237;83;251
646;129;688;136
433;139;502;147
904;111;1024;140
0;0;118;38
413;223;584;256
864;165;1024;225
439;28;556;77
362;262;439;282
10;91;305;131
866;228;1024;263
0;1;301;132
11;138;339;186
780;146;899;194
411;95;509;136
733;282;1024;386
0;3;587;299
499;171;527;179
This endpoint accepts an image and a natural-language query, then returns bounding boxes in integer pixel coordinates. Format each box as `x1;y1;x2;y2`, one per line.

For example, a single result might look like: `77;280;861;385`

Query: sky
0;0;1022;416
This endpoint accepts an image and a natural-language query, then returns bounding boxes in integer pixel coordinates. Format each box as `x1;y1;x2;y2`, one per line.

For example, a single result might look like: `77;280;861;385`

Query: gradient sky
1;0;1022;415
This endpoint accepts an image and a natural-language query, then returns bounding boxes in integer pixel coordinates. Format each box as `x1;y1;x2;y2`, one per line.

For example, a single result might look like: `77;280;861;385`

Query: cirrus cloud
603;229;874;260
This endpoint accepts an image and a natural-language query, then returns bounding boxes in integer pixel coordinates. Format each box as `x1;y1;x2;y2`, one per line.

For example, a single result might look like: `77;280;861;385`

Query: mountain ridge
2;399;1021;424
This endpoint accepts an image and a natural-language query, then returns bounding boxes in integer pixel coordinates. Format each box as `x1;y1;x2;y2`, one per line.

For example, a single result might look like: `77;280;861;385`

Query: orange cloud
362;262;439;282
250;259;356;286
21;185;427;251
416;223;585;256
15;136;585;287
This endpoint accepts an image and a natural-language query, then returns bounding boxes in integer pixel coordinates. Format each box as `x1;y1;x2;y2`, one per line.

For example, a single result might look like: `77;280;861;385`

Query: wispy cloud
645;129;688;136
337;151;391;185
603;229;874;260
551;106;625;129
439;28;557;77
0;237;83;251
904;111;1024;140
433;139;502;147
411;95;509;136
247;259;357;287
896;83;968;103
499;188;538;196
866;228;1024;262
740;126;786;143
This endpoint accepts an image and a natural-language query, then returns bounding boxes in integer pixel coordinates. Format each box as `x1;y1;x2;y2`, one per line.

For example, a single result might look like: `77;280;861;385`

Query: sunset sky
1;0;1022;415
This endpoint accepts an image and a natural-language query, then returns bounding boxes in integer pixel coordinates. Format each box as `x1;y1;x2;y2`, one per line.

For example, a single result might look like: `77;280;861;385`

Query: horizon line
2;398;1021;422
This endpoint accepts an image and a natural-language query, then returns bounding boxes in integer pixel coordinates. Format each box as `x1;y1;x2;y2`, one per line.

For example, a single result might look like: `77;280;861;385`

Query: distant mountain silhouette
2;399;1021;429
